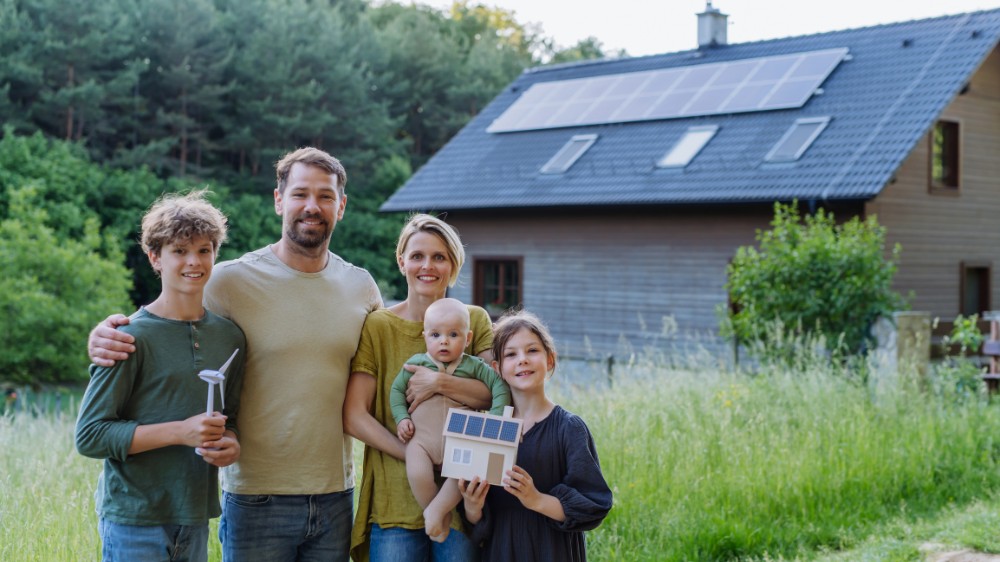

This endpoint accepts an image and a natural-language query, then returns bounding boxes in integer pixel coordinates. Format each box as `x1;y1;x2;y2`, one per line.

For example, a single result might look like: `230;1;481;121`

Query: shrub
724;202;905;360
0;187;132;384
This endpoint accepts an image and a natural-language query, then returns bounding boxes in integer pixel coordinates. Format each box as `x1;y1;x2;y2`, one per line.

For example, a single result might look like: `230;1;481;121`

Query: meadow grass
5;356;1000;561
559;356;1000;561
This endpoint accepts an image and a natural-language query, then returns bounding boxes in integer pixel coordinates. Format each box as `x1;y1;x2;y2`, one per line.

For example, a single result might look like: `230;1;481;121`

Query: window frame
929;119;961;192
473;257;523;319
657;125;720;168
960;261;991;317
540;134;598;174
764;116;830;162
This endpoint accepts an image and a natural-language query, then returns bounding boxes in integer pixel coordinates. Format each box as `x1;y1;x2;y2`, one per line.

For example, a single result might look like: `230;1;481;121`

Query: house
441;407;522;486
381;5;1000;361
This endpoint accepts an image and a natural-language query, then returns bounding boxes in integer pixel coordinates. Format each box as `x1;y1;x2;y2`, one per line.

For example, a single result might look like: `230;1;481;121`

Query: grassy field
4;356;1000;561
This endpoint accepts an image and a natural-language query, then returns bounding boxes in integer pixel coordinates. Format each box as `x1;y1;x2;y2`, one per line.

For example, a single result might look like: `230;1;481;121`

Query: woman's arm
343;372;406;460
402;364;492;412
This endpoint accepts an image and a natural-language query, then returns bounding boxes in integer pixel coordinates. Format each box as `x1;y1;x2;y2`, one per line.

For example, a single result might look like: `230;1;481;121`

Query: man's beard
286;215;331;249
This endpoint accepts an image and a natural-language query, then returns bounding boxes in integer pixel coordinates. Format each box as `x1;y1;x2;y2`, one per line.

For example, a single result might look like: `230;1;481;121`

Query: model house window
474;258;522;318
931;120;960;190
540;134;597;174
961;264;990;316
451;448;472;465
765;117;830;162
657;125;719;168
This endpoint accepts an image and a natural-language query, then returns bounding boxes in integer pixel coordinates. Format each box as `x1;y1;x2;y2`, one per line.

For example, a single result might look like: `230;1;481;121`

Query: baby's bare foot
423;506;452;543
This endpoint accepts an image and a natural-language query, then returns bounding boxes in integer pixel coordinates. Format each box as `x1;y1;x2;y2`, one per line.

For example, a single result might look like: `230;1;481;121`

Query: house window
657;125;719;168
764;117;830;162
540;134;597;174
474;258;522;318
960;263;990;316
930;120;960;190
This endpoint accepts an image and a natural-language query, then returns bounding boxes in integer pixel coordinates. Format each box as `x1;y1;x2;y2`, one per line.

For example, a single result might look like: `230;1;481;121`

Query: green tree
0;187;132;384
725;202;905;358
546;36;623;65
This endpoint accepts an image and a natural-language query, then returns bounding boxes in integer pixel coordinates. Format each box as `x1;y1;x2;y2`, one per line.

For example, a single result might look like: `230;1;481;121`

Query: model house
382;5;1000;361
441;406;522;486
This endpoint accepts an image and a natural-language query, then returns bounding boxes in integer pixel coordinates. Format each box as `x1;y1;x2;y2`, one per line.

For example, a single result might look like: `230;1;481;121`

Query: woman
344;214;494;562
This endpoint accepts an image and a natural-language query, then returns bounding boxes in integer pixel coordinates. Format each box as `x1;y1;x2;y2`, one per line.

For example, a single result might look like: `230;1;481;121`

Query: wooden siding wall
448;211;771;358
866;47;1000;321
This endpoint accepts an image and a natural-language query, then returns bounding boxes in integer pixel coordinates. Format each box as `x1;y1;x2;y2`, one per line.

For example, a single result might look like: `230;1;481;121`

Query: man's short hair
141;189;229;256
275;147;347;196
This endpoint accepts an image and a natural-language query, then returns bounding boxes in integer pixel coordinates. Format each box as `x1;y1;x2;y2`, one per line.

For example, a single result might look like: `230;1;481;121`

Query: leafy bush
0;187;132;384
724;202;905;360
934;314;987;399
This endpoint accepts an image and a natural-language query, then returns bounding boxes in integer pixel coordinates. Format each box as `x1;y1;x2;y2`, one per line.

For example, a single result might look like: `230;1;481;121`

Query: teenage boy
76;190;246;562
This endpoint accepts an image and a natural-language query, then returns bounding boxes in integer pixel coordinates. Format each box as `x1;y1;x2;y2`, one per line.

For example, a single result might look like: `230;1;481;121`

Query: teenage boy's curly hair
140;189;228;256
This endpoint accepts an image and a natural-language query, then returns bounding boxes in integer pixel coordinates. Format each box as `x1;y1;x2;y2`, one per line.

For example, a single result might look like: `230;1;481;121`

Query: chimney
697;1;728;48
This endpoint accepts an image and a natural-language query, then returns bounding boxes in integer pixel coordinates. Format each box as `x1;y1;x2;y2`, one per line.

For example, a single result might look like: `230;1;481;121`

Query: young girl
459;310;613;561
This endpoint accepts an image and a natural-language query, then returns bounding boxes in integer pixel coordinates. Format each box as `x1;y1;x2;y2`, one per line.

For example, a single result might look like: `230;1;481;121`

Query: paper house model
441;406;522;486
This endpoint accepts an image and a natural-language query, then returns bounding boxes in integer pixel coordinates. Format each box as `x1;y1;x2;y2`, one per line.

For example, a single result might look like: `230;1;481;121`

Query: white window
657;125;719;168
540;134;598;174
765;117;830;162
451;447;473;465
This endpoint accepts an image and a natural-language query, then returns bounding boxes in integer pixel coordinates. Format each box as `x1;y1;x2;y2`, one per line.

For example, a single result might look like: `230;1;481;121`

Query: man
88;147;382;561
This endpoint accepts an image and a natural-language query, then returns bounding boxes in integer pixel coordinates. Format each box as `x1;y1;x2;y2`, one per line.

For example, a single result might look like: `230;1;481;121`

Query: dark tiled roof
381;10;1000;212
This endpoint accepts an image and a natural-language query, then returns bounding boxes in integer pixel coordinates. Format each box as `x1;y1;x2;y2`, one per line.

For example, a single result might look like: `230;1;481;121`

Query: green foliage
0;0;584;310
934;314;987;399
724;202;905;359
0;187;132;384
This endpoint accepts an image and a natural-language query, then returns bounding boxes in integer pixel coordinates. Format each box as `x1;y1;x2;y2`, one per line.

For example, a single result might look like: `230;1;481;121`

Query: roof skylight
540;134;598;174
765;117;830;162
657;125;719;168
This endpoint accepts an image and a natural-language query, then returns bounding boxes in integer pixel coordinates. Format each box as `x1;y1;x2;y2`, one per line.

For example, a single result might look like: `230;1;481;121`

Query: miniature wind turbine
198;348;239;415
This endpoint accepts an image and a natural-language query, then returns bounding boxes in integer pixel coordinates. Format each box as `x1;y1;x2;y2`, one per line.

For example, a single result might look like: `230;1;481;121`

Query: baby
390;297;510;541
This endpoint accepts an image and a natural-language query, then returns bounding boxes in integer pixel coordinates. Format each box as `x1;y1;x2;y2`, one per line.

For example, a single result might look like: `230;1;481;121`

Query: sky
419;0;1000;57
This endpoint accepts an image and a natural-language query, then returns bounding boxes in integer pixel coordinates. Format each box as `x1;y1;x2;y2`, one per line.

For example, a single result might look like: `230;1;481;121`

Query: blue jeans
98;518;208;562
219;490;353;562
369;524;478;562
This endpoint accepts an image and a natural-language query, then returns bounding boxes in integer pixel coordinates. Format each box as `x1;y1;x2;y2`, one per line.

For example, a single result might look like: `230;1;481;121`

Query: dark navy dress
468;406;613;561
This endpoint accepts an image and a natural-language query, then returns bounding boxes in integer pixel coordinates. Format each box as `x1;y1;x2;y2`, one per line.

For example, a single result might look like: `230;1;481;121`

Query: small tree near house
724;201;905;360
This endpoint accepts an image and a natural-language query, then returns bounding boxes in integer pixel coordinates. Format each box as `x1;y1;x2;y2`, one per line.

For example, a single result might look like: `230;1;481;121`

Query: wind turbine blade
218;348;240;376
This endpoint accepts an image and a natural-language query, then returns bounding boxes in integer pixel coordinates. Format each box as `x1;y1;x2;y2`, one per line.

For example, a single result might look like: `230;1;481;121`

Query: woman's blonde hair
395;214;465;287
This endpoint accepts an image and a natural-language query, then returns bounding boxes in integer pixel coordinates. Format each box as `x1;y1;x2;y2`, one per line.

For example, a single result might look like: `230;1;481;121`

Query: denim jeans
369;524;478;562
219;490;353;562
98;518;208;562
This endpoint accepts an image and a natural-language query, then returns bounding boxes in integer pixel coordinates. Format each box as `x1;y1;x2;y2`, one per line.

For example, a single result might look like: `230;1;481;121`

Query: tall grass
5;355;1000;561
560;359;1000;561
0;410;100;561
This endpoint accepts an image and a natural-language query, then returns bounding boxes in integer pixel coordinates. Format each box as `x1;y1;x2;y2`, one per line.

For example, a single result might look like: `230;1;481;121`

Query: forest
0;0;610;384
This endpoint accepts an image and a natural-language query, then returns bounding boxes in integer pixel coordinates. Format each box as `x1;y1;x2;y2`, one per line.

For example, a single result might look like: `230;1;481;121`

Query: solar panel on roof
499;421;519;443
487;48;848;133
447;412;467;434
482;419;501;440
465;416;484;437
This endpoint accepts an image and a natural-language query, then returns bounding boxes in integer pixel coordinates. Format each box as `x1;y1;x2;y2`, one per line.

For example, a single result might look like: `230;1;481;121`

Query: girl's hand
502;465;568;522
502;465;544;511
459;477;489;524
